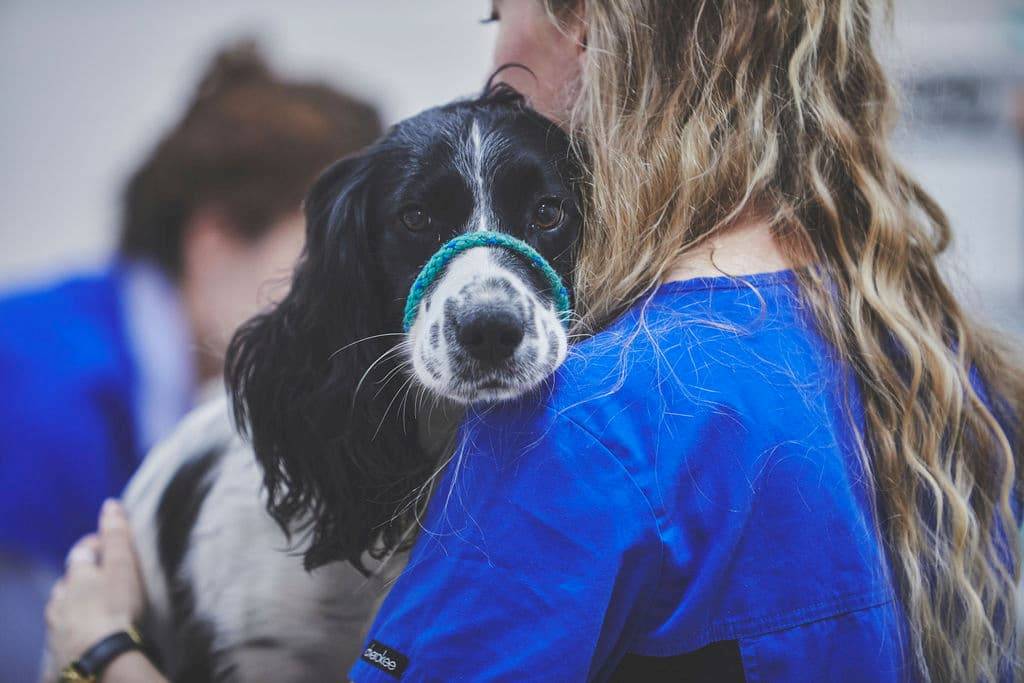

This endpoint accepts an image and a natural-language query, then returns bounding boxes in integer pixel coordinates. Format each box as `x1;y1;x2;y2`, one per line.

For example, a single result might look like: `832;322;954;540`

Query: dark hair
226;149;428;572
119;40;383;278
225;81;570;573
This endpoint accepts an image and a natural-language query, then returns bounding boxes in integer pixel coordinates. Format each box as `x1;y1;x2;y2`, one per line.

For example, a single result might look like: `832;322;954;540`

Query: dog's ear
226;151;430;572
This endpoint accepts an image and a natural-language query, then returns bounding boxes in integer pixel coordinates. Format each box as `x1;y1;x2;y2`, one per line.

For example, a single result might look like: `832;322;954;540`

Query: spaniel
120;85;584;682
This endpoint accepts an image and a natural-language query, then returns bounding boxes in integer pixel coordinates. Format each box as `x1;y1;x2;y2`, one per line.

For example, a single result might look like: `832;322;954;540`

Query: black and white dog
118;85;584;682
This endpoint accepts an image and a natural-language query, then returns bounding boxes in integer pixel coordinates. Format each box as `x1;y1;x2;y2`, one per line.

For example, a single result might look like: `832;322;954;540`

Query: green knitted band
403;231;572;332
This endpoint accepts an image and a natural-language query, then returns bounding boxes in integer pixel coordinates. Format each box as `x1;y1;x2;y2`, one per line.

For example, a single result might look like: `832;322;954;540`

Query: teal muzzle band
402;231;572;333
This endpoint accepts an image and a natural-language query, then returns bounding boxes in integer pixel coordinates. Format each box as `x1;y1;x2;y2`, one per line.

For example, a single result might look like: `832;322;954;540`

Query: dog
115;84;584;682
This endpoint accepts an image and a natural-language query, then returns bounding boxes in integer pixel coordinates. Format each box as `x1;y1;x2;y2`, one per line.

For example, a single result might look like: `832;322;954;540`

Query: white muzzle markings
408;246;568;404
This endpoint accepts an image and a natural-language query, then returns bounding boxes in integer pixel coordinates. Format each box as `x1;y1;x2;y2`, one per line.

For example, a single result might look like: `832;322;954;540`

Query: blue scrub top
0;267;139;568
351;271;912;682
0;262;195;570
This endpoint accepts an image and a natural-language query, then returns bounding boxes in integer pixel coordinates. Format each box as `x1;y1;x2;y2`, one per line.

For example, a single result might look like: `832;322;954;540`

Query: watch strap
71;627;144;678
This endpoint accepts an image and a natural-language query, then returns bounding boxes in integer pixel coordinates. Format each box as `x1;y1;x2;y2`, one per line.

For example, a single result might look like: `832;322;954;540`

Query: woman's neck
663;214;793;283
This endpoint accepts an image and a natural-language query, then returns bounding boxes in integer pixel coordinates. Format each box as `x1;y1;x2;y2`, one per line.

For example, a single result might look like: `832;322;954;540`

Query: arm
349;406;664;681
100;652;165;683
44;500;168;683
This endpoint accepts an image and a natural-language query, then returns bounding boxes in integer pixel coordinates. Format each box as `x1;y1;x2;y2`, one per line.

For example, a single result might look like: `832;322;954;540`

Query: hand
44;499;148;671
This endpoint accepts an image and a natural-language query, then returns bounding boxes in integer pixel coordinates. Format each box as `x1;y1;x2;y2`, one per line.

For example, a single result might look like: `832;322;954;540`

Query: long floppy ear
225;152;431;571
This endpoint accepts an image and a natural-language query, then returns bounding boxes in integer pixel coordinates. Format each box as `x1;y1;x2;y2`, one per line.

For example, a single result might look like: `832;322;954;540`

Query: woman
47;1;1022;681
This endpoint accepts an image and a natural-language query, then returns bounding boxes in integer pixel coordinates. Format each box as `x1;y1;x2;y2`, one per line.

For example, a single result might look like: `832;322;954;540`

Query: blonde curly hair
543;1;1023;680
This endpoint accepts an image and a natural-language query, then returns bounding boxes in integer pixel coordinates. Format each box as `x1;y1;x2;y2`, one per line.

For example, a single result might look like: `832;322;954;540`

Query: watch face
59;665;94;682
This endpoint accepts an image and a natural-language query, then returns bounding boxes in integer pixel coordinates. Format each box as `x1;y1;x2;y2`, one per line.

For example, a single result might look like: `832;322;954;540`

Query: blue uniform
0;262;193;569
0;267;139;568
350;271;912;682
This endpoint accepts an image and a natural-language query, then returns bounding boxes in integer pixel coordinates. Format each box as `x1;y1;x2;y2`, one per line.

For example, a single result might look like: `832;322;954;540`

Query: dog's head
394;100;581;402
365;89;582;402
226;86;583;570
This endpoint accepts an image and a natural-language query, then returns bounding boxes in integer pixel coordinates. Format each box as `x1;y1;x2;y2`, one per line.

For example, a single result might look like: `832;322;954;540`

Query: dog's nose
457;309;524;364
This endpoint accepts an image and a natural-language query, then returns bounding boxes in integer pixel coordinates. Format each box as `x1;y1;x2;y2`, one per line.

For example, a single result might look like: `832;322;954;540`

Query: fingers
98;499;138;580
64;536;102;587
44;592;58;627
45;578;68;627
48;578;65;607
65;534;100;568
81;534;101;554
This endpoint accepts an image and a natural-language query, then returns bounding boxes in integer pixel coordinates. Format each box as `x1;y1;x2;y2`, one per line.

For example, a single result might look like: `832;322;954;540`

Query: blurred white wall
0;0;1021;334
891;0;1024;336
0;0;496;286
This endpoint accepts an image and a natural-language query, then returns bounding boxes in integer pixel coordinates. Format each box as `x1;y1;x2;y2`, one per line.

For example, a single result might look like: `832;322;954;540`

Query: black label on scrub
361;640;409;678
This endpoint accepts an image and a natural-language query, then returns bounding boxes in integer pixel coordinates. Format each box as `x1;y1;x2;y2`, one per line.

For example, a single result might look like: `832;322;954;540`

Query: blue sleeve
0;274;139;568
0;385;134;565
349;406;663;682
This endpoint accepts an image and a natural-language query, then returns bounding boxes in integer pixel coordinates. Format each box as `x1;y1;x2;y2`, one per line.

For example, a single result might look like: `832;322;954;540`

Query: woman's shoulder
551;272;824;416
472;270;842;468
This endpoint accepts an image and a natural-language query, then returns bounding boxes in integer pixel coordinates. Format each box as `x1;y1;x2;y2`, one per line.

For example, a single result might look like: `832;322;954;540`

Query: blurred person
0;40;381;682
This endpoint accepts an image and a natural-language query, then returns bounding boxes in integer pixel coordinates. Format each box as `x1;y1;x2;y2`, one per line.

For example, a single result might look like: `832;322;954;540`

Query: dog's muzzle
405;231;572;403
403;231;570;333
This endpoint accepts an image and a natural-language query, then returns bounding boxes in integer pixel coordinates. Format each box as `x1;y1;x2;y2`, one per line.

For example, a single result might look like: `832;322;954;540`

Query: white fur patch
458;118;506;234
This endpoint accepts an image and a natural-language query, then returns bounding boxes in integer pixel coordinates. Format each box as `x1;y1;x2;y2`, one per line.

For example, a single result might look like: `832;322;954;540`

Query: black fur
155;447;224;681
225;85;583;572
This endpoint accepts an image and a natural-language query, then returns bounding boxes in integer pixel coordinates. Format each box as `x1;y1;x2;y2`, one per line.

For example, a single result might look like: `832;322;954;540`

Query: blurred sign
906;75;1008;131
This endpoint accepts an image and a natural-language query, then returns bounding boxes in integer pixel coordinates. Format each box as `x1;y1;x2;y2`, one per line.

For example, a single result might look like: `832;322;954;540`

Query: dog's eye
531;200;564;231
401;205;431;232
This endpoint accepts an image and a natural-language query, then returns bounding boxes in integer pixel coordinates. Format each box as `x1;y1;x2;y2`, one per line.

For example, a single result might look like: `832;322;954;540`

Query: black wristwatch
59;626;145;682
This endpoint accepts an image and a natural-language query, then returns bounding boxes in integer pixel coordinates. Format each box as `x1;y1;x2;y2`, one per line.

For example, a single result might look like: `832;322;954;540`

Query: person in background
0;40;381;682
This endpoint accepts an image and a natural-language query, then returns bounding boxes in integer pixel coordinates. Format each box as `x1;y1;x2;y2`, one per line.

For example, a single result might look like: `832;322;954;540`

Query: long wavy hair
543;1;1023;679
